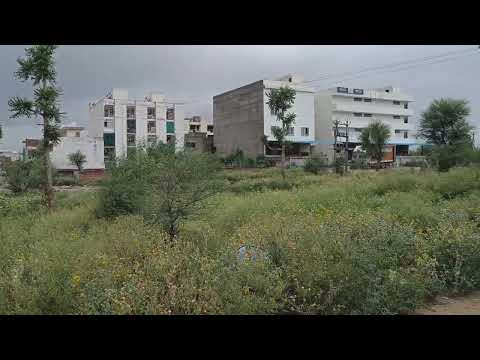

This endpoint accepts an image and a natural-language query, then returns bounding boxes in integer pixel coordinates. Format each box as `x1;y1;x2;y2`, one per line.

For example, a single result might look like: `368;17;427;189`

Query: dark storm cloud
1;45;479;151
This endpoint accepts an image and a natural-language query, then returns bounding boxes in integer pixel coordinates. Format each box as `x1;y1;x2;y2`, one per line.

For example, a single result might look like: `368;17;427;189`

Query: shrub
304;156;327;174
96;148;153;218
54;176;79;186
334;157;346;175
4;158;44;194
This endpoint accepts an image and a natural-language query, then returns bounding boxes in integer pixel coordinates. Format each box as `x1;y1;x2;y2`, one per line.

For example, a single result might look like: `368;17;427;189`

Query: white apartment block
214;74;315;158
88;89;185;161
314;86;420;160
184;116;214;136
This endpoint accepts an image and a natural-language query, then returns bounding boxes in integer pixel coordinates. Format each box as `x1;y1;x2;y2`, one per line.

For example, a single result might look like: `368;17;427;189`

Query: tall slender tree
266;86;296;179
360;120;391;171
8;45;63;209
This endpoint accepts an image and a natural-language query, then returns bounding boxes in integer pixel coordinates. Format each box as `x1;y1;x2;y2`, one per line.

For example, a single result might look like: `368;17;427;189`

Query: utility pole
344;120;350;175
333;119;339;163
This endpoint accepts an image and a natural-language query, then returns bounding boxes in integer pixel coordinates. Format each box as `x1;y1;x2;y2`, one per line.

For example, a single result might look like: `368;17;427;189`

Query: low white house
51;122;105;175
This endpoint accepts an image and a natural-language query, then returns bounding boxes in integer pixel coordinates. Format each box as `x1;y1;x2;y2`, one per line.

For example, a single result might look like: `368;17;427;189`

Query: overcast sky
1;45;479;151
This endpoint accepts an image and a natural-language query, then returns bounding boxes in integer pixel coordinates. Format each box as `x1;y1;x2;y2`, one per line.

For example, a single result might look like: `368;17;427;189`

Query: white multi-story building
184;116;214;136
314;86;420;160
214;74;315;158
88;89;185;161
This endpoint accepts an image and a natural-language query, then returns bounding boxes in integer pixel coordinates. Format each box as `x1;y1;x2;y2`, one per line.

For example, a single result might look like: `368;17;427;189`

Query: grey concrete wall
213;81;265;158
313;93;335;163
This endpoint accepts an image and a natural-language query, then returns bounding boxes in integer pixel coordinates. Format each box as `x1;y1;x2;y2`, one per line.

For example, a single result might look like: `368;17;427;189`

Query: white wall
51;136;105;170
263;83;315;144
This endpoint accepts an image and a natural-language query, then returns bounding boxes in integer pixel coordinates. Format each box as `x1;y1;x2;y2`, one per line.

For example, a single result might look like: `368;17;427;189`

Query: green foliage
419;98;473;146
429;144;473;172
266;86;297;144
54;176;79;186
2;167;480;314
68;150;87;172
96;146;153;218
0;192;44;217
8;45;64;209
304;156;327;174
360;120;391;169
224;149;255;168
334;157;346;175
143;143;224;240
4;158;44;193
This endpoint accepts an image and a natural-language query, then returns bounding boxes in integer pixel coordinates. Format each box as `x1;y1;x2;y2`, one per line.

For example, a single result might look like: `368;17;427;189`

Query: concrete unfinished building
213;74;315;159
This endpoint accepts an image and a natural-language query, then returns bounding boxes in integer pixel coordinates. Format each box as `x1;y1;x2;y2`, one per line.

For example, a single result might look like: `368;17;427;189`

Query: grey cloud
1;45;478;152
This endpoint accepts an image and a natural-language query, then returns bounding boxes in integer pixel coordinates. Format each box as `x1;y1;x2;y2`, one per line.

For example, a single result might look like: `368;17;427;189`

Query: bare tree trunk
281;143;286;179
42;78;55;210
376;159;380;172
43;120;55;209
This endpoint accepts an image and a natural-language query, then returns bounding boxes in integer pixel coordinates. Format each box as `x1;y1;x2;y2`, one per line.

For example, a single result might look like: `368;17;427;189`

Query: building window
393;101;401;105
287;127;294;136
395;130;401;134
337;87;348;93
393;115;401;119
207;125;214;133
353;89;364;95
385;89;390;93
354;113;363;117
166;107;175;120
301;127;309;136
404;117;409;124
104;105;114;117
186;142;196;148
104;147;115;160
354;97;362;102
166;121;175;134
75;131;80;137
147;107;156;119
104;121;108;127
166;135;175;144
127;119;136;134
404;132;408;139
147;135;157;144
127;134;136;146
148;120;156;134
363;98;372;102
0;124;2;139
363;113;372;117
127;106;136;119
404;103;409;109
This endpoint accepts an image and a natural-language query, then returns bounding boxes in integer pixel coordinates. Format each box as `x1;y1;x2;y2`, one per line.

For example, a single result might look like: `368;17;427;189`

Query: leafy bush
0;193;44;217
224;149;256;168
334;157;346;175
304;156;327;174
96;148;153;218
2;166;480;314
54;176;80;186
4;158;44;194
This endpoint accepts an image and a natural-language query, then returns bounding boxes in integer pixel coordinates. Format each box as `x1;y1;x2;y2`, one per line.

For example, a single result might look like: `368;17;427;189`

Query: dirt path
414;291;480;315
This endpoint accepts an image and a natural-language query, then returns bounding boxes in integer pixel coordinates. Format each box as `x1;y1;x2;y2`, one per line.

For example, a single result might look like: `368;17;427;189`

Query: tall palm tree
360;120;391;171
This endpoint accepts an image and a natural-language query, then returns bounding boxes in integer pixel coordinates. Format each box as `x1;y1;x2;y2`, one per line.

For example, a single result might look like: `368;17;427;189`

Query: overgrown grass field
1;167;480;314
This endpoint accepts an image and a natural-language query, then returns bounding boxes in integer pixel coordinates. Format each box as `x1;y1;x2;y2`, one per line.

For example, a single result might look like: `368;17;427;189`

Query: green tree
8;45;64;209
144;143;223;241
360;120;391;171
419;98;473;172
68;150;87;172
266;86;296;179
419;98;473;146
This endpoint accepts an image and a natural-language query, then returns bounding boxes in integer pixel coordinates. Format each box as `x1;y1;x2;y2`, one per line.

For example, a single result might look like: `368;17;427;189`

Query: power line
304;46;477;84
316;50;480;88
